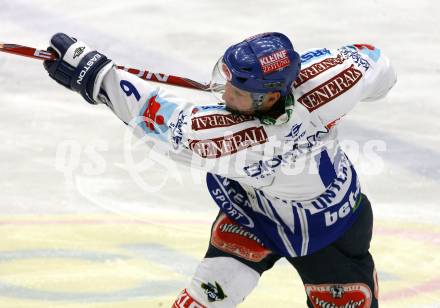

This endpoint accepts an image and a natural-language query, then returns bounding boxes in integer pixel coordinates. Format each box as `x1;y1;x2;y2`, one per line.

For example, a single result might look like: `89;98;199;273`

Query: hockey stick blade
0;43;211;92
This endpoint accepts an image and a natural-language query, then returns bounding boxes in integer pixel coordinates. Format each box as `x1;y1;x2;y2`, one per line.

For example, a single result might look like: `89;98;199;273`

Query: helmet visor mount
209;57;228;104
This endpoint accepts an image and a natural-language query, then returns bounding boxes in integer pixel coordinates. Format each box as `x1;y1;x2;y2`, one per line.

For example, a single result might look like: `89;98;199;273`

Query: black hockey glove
43;33;112;104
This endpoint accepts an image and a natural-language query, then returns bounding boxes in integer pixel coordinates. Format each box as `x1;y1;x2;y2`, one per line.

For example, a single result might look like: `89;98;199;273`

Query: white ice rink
0;0;439;307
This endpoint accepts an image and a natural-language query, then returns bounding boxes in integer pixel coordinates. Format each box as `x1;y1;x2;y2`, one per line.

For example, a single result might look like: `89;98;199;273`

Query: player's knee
175;257;260;307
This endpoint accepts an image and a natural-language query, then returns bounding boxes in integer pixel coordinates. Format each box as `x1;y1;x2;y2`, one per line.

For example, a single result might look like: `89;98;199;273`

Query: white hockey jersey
96;44;396;257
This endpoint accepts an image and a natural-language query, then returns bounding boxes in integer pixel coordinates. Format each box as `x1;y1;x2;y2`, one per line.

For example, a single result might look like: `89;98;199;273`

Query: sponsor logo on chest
191;113;253;131
189;126;267;158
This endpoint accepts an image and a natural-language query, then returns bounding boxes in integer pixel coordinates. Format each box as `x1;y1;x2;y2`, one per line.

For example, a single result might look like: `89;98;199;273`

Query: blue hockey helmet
211;32;301;100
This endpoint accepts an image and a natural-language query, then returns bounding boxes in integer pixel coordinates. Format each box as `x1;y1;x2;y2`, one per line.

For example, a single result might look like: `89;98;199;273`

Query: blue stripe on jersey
317;149;338;188
257;190;299;257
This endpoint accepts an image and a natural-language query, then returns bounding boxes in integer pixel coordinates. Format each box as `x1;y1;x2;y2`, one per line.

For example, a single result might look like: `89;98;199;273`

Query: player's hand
43;33;113;104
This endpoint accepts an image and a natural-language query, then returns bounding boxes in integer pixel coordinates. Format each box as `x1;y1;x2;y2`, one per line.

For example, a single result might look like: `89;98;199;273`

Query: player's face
222;82;255;115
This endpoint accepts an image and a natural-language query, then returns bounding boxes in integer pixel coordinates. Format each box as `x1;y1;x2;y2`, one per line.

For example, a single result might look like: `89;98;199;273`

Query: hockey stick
0;43;211;91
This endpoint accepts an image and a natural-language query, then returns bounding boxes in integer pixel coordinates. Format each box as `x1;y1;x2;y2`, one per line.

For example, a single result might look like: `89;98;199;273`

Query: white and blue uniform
95;44;396;258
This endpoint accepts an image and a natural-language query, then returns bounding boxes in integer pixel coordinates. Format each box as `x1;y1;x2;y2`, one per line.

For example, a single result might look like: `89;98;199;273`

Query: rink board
0;213;439;308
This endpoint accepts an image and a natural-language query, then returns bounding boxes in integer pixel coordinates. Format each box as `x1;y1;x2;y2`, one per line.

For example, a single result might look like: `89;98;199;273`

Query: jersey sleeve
294;45;397;128
353;44;397;102
95;68;275;183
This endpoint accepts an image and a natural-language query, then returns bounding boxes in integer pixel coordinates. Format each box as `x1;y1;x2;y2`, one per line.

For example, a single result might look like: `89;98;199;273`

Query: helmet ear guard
251;92;273;112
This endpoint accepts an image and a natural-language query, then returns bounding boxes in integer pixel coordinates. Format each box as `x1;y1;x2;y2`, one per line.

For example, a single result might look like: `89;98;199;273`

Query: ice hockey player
44;32;396;307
